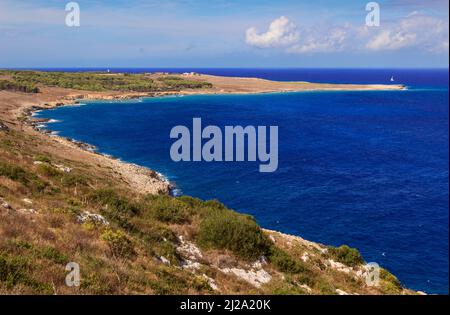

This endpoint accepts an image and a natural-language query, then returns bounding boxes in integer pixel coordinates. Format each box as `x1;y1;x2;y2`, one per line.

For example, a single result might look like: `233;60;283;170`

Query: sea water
36;69;449;294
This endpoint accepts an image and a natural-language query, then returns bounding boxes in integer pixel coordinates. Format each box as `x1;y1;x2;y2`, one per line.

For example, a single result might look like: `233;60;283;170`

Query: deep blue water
27;67;449;88
36;69;449;294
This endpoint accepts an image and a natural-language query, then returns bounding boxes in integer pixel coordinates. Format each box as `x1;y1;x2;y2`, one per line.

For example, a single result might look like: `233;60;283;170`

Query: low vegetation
0;161;48;193
0;80;412;295
328;245;365;267
197;208;271;260
0;79;39;93
0;70;212;93
157;76;213;89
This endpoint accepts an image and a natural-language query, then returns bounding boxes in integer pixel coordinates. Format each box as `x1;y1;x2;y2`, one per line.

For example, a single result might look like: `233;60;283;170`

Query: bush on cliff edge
196;210;271;260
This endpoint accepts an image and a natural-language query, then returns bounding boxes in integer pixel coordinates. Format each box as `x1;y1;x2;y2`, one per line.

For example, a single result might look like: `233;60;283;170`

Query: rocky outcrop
0;120;9;132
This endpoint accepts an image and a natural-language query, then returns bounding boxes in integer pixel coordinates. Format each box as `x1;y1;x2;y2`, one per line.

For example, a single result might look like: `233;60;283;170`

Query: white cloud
245;13;448;56
288;28;348;54
245;16;299;48
366;14;449;52
366;30;417;50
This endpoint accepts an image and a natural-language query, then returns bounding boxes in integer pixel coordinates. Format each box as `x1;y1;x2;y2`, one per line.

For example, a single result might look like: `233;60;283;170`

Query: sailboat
390;76;395;82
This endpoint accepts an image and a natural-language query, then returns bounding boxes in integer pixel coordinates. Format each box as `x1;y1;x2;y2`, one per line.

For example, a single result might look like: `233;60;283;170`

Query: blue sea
36;69;449;294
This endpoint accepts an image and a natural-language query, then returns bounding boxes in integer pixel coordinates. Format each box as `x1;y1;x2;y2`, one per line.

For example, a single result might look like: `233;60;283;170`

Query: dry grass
0;86;413;295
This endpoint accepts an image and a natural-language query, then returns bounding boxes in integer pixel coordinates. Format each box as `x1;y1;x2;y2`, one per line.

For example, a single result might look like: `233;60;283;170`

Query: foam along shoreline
24;108;173;196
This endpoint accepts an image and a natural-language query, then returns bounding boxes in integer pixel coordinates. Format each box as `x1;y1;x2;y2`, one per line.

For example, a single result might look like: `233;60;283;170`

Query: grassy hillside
0;125;410;295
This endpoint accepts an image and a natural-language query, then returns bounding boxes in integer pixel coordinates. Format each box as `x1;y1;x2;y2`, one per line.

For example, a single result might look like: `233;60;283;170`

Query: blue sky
0;0;448;68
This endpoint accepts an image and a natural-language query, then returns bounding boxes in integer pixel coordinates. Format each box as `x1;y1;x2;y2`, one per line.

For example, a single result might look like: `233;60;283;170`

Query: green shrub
0;79;39;93
39;246;69;265
150;267;212;294
61;173;88;187
89;189;140;216
0;162;29;184
380;268;402;291
328;245;364;267
37;163;61;177
140;224;178;244
202;199;227;211
29;178;49;193
153;201;189;224
157;76;212;89
101;229;135;259
177;195;203;209
0;253;51;293
154;242;181;265
268;247;309;274
0;161;48;192
197;210;271;260
0;254;29;288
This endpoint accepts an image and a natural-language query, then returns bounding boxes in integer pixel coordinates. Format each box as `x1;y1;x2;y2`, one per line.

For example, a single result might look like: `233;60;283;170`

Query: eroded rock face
219;267;272;288
177;235;204;271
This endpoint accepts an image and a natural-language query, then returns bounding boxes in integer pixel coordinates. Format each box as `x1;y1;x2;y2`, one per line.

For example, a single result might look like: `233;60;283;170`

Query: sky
0;0;448;68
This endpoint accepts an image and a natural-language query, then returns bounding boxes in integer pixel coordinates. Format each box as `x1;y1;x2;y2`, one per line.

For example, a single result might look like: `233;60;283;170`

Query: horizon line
2;67;449;70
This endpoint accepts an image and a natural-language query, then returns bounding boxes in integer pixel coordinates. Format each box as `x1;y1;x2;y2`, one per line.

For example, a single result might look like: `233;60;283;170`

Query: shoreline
28;110;174;195
0;73;424;295
17;75;408;219
24;80;407;197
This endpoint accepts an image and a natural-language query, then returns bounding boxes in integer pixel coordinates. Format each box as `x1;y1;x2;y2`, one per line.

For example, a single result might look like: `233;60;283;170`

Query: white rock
159;256;171;265
252;256;268;269
336;289;349;295
76;211;109;225
1;202;11;209
220;267;272;288
54;164;72;173
181;259;201;270
301;252;310;262
177;235;203;260
18;208;38;214
319;247;328;254
299;284;312;293
202;274;219;291
327;259;352;273
22;198;33;204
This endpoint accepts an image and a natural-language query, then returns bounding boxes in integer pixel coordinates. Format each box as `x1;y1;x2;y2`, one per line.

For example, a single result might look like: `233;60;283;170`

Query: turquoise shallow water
36;69;449;294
